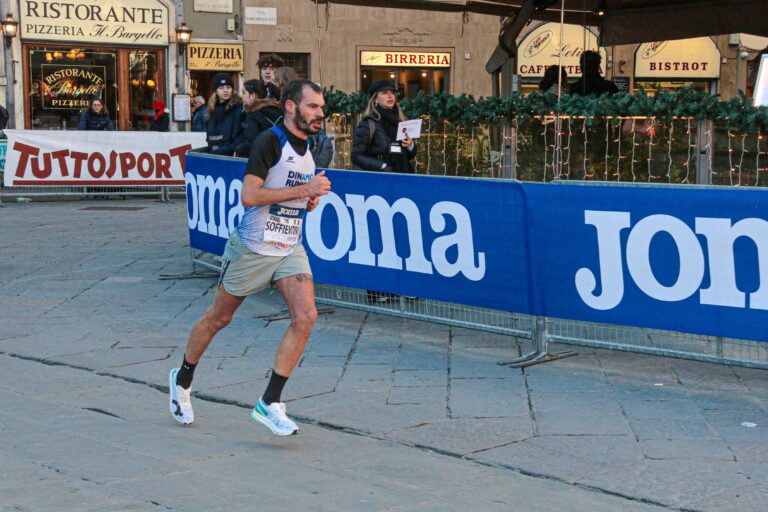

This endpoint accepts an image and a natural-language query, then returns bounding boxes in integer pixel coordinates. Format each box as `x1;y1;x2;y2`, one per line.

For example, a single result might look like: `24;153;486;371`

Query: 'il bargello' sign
20;0;169;46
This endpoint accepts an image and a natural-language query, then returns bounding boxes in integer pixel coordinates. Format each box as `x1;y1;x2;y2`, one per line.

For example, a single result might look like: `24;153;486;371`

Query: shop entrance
24;45;165;131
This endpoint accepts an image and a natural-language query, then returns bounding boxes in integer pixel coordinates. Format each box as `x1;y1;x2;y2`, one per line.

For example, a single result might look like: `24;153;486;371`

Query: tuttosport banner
3;130;206;187
185;151;768;343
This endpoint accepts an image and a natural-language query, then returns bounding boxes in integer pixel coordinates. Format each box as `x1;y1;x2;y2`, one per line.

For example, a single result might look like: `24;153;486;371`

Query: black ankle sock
176;356;197;389
262;371;288;405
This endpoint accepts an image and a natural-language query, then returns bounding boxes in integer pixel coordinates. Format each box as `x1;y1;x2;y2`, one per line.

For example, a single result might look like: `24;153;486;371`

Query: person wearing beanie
235;79;283;157
351;80;417;304
205;73;244;155
149;99;170;132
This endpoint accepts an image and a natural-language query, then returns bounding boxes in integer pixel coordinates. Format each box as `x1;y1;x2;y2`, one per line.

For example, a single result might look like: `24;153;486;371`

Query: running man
169;79;331;436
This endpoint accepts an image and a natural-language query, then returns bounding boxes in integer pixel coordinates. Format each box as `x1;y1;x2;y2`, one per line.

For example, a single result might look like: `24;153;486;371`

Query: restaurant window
129;51;161;131
361;68;448;98
268;52;311;79
24;45;166;130
28;47;118;130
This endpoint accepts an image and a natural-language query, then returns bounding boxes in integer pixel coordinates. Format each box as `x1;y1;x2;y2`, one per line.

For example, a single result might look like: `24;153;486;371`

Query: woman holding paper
352;80;416;173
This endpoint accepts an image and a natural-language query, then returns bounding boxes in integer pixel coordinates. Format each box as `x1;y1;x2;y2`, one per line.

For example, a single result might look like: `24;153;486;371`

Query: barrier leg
498;316;577;367
159;248;220;280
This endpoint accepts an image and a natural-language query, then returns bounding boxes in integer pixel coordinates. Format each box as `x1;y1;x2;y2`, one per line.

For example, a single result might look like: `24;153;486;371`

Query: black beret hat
369;79;397;97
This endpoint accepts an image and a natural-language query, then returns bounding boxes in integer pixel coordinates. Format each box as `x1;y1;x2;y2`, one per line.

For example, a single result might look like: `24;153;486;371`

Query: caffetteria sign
517;23;607;78
635;37;720;79
20;0;169;46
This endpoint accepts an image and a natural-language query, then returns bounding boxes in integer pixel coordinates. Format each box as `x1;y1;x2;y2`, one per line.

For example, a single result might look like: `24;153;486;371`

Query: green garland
323;86;768;134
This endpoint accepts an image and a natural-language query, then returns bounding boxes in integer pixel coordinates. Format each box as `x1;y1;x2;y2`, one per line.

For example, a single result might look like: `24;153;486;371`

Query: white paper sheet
396;119;423;141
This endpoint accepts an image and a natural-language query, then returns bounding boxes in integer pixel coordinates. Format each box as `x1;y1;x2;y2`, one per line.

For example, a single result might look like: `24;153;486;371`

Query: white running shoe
250;398;299;436
168;368;194;425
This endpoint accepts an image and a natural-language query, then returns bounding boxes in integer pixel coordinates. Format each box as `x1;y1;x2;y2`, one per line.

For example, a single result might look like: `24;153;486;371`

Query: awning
313;0;768;46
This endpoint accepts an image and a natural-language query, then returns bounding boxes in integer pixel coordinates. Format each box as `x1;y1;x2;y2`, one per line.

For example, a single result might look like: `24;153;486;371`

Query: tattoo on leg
294;274;313;283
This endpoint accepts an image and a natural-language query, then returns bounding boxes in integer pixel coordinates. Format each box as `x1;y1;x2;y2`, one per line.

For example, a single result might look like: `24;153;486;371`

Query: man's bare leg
273;273;318;376
170;285;245;425
184;285;245;364
250;273;317;436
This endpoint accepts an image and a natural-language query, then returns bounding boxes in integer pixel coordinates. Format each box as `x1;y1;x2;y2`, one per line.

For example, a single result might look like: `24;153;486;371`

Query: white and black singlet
237;124;316;257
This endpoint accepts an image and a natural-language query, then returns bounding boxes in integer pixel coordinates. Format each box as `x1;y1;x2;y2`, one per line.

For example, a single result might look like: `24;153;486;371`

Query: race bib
264;204;305;249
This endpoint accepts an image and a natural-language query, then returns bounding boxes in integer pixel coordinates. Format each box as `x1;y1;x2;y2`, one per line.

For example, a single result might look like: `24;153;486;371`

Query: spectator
352;80;416;173
235;79;282;157
78;97;114;131
191;95;206;132
539;65;568;96
149;100;170;132
0;103;8;131
257;54;286;85
352;80;417;304
273;67;298;93
205;73;244;156
569;50;619;96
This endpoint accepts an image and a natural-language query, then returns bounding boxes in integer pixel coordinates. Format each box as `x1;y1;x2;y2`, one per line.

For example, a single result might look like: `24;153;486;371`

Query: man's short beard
295;112;321;135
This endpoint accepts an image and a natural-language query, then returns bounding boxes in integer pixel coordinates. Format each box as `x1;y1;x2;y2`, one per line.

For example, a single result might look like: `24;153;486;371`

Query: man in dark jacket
191;96;206;132
206;73;244;155
351;80;416;173
569;51;619;96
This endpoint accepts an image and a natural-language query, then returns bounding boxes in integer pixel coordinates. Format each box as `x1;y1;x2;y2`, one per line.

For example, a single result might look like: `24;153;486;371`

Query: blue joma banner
185;152;768;342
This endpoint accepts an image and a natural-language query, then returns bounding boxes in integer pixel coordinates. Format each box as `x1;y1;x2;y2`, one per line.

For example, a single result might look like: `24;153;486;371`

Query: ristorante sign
361;51;451;68
517;23;607;78
20;0;169;46
42;64;106;109
635;38;720;79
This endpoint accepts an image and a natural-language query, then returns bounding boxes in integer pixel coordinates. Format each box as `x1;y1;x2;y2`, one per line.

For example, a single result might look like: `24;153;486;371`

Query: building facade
1;1;765;132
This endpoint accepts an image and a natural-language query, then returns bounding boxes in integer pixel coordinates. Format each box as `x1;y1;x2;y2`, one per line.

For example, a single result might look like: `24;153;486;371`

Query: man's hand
305;171;331;197
307;196;320;212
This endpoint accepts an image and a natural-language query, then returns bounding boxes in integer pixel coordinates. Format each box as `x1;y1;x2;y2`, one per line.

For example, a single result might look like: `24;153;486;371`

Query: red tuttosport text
12;142;192;180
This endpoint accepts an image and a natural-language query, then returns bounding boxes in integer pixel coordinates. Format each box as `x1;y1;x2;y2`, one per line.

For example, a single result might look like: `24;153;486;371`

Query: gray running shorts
219;230;312;297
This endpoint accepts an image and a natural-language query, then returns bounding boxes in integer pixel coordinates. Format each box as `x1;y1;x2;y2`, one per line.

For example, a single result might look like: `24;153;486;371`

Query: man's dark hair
580;50;602;75
257;53;286;69
281;79;322;110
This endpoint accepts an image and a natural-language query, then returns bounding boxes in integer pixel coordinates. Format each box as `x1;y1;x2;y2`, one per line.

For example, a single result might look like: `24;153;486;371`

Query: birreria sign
20;0;169;46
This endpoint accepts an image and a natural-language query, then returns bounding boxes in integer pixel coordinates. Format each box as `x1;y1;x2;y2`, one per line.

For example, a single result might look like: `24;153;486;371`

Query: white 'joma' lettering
305;192;486;281
576;210;768;310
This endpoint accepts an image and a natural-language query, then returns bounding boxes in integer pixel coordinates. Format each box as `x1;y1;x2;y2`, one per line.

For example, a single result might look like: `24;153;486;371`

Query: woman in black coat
205;73;244;156
351;80;415;173
78;97;114;131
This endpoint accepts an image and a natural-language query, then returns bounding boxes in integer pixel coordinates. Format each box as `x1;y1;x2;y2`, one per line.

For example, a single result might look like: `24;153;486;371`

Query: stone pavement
1;199;766;512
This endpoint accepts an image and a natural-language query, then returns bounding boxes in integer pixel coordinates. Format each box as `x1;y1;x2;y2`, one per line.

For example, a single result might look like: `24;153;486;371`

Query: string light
757;133;762;186
682;118;692;184
455;126;461;176
583;118;591;178
564;117;572;179
728;129;734;186
630;118;637;182
666;120;674;183
647;119;656;182
706;128;715;184
604;119;611;181
543;118;549;181
442;120;447;176
615;120;622;181
737;133;747;186
426;115;432;175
